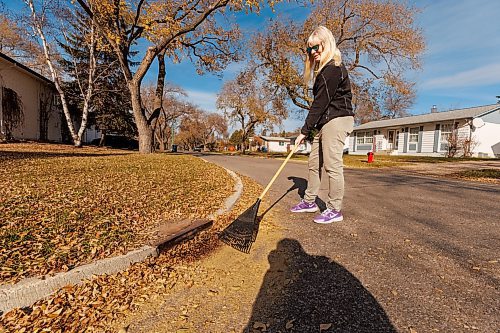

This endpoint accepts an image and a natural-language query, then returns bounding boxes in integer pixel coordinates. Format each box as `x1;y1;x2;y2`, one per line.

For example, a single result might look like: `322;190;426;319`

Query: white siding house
260;136;290;153
349;104;500;158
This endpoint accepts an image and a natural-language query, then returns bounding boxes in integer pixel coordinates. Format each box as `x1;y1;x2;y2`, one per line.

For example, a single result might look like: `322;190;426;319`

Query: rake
219;144;301;253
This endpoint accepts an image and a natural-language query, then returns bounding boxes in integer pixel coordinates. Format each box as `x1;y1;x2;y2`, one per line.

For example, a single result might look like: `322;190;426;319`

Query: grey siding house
349;104;500;158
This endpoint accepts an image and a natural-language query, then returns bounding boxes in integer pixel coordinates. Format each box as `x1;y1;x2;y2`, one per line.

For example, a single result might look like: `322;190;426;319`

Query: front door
394;130;399;150
387;130;394;150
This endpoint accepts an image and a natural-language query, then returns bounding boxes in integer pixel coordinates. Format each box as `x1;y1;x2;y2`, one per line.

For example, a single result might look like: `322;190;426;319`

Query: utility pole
170;119;176;151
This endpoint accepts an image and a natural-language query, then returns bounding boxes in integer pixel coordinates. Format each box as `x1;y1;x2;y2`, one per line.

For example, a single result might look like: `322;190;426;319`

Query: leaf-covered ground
450;168;500;184
0;143;234;285
0;172;266;332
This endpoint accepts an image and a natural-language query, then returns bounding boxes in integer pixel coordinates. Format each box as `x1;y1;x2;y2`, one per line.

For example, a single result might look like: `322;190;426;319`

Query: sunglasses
306;44;320;54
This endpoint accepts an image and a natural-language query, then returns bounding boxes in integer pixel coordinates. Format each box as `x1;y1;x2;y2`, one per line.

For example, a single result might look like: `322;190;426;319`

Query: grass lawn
0;143;234;285
234;150;493;168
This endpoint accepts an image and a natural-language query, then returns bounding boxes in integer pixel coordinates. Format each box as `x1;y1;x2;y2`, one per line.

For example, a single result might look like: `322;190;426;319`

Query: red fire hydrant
367;151;374;163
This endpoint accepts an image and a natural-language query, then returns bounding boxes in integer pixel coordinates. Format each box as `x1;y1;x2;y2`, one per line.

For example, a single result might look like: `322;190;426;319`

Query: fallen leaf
253;321;267;330
117;325;129;333
286;319;295;329
320;323;332;331
253;321;267;331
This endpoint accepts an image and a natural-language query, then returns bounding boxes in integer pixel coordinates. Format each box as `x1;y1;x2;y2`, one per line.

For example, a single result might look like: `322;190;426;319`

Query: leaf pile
0;174;264;332
0;143;234;285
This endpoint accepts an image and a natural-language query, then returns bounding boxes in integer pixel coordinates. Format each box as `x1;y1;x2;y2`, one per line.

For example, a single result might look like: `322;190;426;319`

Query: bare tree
142;83;191;152
25;0;98;147
0;87;24;140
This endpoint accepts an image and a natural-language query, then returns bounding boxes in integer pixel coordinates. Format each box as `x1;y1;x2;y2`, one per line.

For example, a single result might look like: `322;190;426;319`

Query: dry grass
0;143;234;285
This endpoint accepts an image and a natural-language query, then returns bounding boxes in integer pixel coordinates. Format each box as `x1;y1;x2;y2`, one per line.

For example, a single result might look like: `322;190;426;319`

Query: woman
291;26;354;224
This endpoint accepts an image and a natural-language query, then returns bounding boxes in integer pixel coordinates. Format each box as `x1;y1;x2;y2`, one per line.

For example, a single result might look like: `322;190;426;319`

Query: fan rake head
219;199;261;253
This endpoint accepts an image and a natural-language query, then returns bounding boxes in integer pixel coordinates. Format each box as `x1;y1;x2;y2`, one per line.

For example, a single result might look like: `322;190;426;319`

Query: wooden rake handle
258;143;302;200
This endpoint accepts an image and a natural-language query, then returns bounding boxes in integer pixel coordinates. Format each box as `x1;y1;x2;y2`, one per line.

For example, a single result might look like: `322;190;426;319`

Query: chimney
431;105;438;113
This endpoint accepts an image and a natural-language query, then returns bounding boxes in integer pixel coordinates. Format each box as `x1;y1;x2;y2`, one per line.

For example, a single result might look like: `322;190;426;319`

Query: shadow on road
259;176;327;219
243;239;397;333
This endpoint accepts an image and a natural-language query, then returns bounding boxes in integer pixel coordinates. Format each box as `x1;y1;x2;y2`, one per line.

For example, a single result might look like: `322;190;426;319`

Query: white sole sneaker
313;215;343;224
291;207;320;213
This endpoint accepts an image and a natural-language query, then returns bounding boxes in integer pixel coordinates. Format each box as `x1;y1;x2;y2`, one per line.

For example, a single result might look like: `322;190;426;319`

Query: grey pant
304;116;354;211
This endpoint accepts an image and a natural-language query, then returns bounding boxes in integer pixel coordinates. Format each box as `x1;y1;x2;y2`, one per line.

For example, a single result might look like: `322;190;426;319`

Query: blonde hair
304;26;342;85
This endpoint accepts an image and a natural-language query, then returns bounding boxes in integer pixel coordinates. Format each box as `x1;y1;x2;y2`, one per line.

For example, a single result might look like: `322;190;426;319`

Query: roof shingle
354;104;500;130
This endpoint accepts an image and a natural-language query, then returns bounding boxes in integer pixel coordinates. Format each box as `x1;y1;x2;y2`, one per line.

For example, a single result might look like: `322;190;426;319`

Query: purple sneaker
290;200;319;213
313;209;343;224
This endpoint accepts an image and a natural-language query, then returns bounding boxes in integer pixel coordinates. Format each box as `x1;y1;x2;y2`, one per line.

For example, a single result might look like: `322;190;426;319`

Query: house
257;134;313;154
259;136;291;153
0;52;62;142
348;104;500;158
0;52;101;144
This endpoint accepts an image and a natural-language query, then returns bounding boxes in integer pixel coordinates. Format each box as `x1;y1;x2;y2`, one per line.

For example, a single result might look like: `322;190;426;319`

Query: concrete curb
0;246;157;313
0;163;243;314
207;167;243;220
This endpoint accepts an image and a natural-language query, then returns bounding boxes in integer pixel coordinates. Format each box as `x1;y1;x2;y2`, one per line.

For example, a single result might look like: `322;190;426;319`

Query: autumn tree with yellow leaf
251;0;425;124
217;68;288;152
74;0;280;153
175;106;227;151
0;13;45;74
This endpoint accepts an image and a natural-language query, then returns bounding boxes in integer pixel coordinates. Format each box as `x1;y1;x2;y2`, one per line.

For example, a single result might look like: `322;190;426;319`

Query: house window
356;131;373;144
279;141;285;146
409;127;419;143
440;123;453;142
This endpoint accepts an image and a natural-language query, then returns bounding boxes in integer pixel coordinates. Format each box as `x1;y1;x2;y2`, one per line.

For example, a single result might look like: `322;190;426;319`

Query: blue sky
6;0;500;133
154;0;500;132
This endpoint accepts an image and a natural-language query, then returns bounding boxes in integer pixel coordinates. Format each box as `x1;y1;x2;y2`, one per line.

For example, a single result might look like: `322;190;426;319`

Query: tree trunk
99;129;107;147
129;81;153;153
159;141;166;152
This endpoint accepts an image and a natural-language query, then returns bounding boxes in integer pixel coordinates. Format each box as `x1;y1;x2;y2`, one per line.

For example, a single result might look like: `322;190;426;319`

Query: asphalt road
201;153;500;333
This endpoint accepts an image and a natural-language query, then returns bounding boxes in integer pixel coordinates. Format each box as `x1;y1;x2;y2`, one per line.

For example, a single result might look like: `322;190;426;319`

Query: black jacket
301;60;354;135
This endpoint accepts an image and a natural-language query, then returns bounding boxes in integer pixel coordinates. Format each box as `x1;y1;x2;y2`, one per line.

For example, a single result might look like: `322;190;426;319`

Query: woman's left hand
295;133;306;144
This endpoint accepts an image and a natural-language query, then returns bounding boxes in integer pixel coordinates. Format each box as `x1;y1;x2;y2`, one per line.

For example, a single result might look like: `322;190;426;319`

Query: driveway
201;153;500;332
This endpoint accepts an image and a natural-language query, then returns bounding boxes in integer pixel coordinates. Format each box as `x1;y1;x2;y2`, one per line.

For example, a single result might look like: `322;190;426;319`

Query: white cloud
422;63;500;89
221;61;247;78
183;90;219;113
419;0;500;57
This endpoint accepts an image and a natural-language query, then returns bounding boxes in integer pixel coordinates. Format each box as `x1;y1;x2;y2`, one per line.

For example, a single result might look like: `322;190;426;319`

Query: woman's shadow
243;239;397;333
